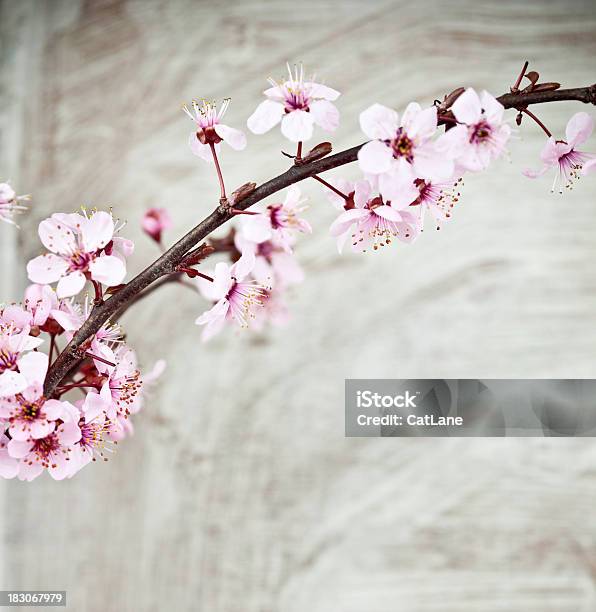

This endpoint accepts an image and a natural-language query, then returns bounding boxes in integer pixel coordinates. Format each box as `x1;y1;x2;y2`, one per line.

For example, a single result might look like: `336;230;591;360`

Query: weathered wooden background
2;0;596;610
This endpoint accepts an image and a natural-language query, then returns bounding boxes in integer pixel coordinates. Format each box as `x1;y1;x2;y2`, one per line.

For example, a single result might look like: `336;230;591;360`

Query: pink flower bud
142;207;172;244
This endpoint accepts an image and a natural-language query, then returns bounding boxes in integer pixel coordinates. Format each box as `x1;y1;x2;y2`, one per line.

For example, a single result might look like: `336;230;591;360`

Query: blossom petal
38;218;77;254
56;271;87;298
281;110;314;142
374;205;404;222
196;298;229;326
112;236;135;257
413;142;454;181
408;105;437;141
189;132;216;162
231;250;256;281
451;88;482;125
329;209;369;237
17;462;44;481
247;100;284;134
27;254;69;284
379;167;419;208
480;90;505;124
566;112;594;147
30;420;54;440
358;140;393;174
353;180;372;208
56;421;82;446
1;305;31;329
0;371;27;398
48;454;76;480
309;100;339;132
81;211;114;252
7;438;33;459
241;214;272;244
359;104;398;140
88;255;126;286
214;124;247;150
17;351;48;387
306;82;341;101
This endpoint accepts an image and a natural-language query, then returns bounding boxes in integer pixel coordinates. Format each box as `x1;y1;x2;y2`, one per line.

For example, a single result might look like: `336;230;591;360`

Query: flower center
389;128;414;161
268;205;284;229
0;349;18;373
256;241;276;259
69;250;93;272
31;433;60;461
284;88;309;112
470;120;492;144
110;371;141;413
18;400;42;421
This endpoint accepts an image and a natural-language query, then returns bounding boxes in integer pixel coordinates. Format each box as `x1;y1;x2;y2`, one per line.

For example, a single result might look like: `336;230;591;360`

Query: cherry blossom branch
42;82;596;397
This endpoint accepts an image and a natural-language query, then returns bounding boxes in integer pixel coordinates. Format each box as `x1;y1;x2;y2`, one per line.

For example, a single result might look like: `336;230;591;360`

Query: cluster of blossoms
1;62;594;480
1;210;163;480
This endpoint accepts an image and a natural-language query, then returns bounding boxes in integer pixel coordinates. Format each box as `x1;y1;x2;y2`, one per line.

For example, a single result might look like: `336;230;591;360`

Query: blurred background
1;0;596;610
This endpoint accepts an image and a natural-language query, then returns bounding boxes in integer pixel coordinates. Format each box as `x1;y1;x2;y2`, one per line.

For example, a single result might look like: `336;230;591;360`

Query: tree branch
42;83;596;396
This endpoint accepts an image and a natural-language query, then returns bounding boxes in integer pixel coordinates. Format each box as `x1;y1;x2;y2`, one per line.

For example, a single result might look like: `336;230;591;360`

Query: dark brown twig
42;83;596;396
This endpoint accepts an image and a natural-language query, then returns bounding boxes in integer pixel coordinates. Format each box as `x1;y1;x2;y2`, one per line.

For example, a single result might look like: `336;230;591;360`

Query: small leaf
532;82;561;92
300;142;333;164
105;284;126;295
524;71;540;86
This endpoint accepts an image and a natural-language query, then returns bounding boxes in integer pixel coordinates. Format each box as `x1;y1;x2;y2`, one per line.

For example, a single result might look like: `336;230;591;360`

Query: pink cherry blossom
0;383;72;443
410;177;464;230
0;285;59;332
26;210;131;298
87;344;142;419
358;102;453;184
239;186;311;252
0;182;30;227
142;207;172;244
71;409;111;467
183;98;247;162
439;88;511;171
234;233;304;289
328;179;418;252
247;63;340;142
195;252;268;341
523;112;594;192
7;418;81;481
0;324;45;397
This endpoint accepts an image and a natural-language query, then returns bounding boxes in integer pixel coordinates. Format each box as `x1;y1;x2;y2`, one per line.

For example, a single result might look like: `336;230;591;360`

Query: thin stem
520;107;552;137
42;82;596;397
512;60;529;92
49;334;56;364
56;383;99;392
91;280;103;305
312;175;350;200
194;271;214;282
296;141;303;162
86;351;116;368
210;142;227;200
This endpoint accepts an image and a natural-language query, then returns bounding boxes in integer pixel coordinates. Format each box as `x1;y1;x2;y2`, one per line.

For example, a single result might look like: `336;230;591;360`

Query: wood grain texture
1;1;596;610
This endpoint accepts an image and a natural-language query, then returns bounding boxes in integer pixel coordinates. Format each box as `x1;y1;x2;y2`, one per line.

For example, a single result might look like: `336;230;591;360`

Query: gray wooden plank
1;0;596;610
